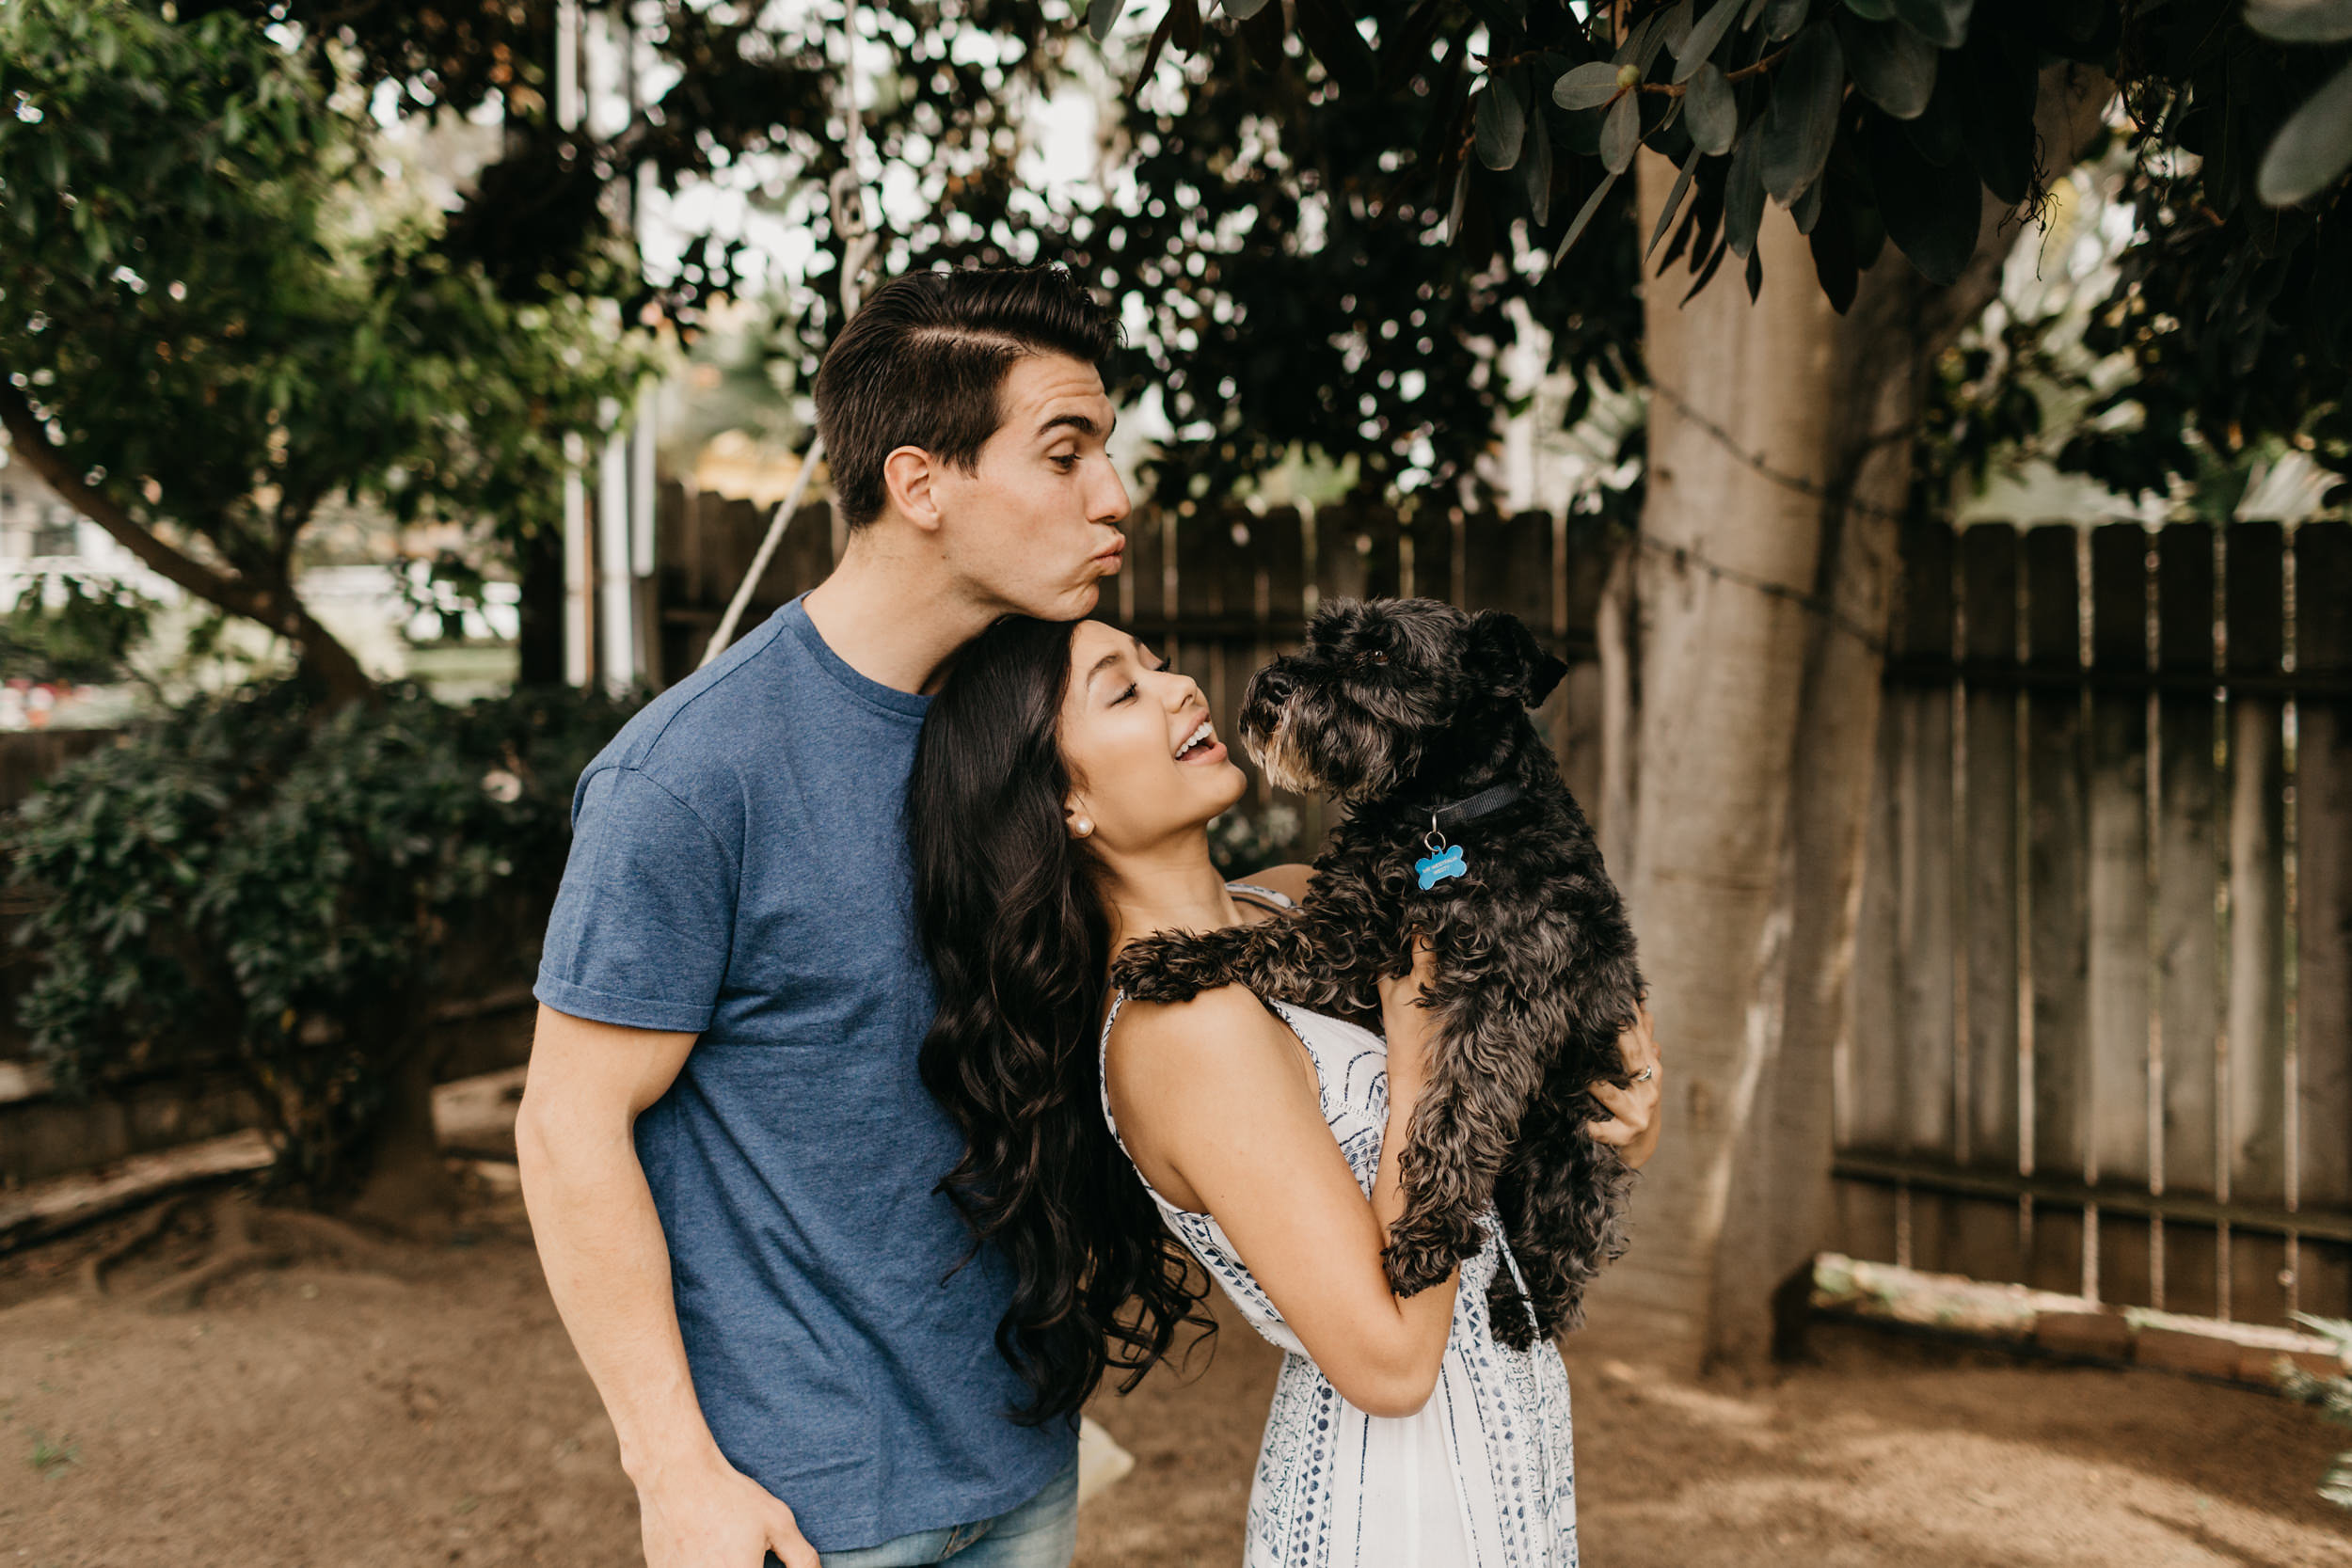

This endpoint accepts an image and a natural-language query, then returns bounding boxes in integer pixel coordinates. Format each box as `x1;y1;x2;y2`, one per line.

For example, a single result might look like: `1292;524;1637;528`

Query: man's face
930;353;1131;622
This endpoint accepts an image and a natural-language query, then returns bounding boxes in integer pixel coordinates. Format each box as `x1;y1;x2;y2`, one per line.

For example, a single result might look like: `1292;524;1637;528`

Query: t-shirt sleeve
534;764;739;1034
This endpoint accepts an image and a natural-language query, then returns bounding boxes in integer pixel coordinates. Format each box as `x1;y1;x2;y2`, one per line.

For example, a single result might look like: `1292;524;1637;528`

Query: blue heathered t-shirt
533;596;1074;1553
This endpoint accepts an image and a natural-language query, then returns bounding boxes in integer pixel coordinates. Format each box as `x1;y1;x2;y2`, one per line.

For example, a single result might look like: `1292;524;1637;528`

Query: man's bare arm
516;1005;819;1568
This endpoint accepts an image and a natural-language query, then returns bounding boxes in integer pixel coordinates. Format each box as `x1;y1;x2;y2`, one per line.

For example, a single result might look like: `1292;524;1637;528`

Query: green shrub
2281;1313;2352;1511
2;679;641;1209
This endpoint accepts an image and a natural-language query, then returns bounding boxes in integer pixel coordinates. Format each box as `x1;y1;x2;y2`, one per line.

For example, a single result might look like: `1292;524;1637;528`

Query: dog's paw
1382;1222;1479;1296
1382;1242;1453;1299
1107;949;1206;1004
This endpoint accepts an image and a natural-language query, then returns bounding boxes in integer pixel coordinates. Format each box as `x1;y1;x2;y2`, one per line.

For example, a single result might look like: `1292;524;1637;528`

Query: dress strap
1224;879;1296;912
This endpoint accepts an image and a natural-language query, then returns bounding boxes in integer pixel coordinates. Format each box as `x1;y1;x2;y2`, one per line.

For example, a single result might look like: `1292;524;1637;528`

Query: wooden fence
654;483;1617;850
1838;518;2351;1330
655;489;2352;1333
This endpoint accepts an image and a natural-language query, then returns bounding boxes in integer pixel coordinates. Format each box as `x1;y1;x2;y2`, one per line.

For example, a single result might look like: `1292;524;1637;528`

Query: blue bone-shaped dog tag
1414;844;1467;890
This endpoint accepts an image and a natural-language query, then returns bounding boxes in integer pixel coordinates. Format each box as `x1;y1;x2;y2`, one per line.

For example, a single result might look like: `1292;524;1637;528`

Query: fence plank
1850;680;1905;1161
783;500;834;601
1900;518;1964;1275
2227;522;2292;1323
2296;522;2352;1320
2089;523;2155;1307
1123;506;1168;627
1406;508;1454;604
1958;523;2025;1285
1313;497;1401;608
1256;507;1315;855
1212;507;1260;831
2153;523;2222;1317
1554;516;1612;817
1463;512;1552;626
2025;523;2090;1296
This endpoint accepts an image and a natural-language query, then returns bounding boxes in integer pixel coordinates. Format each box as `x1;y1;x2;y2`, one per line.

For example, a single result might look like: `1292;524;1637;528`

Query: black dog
1108;596;1645;1347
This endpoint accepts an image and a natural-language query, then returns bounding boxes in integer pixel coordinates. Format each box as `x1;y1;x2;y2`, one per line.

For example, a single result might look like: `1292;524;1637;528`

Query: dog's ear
1470;610;1567;707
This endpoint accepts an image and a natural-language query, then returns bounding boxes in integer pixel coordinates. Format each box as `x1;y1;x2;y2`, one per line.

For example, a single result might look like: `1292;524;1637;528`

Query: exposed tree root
78;1194;193;1297
93;1190;413;1312
259;1207;400;1271
135;1194;278;1312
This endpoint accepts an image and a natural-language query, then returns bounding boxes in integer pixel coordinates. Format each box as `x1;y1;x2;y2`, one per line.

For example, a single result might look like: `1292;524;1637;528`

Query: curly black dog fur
1109;597;1645;1349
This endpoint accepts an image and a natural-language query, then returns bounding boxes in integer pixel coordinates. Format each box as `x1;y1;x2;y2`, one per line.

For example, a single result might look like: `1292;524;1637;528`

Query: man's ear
881;445;944;532
1470;609;1567;707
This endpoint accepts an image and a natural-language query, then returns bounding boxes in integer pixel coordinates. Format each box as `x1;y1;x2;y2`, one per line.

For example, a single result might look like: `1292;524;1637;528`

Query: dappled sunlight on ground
0;1191;2341;1567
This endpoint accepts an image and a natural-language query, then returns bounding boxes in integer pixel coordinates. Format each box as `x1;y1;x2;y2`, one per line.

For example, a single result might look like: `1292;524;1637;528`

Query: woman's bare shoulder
1106;984;1312;1104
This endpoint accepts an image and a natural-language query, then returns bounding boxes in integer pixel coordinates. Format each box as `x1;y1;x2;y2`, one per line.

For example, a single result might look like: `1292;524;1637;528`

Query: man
517;266;1131;1568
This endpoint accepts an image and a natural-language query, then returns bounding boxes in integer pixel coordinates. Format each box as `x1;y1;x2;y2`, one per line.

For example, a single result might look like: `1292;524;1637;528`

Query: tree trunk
516;521;567;687
342;1044;456;1241
1587;66;2107;1373
278;585;377;708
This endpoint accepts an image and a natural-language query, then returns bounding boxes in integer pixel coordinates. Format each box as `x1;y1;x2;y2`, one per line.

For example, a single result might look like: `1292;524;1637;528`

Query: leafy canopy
0;0;651;684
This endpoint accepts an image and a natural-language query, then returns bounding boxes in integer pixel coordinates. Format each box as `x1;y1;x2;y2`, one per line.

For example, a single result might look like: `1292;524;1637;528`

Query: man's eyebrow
1040;410;1117;439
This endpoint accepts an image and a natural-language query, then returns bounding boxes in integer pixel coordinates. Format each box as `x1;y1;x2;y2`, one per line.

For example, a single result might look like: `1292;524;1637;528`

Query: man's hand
637;1449;818;1568
1585;1003;1663;1170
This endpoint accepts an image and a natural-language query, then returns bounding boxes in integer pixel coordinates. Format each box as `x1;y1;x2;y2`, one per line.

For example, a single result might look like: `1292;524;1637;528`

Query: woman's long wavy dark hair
909;615;1215;1425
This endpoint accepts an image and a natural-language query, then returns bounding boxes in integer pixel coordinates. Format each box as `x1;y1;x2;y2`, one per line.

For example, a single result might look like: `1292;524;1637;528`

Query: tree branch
0;379;296;632
0;377;373;705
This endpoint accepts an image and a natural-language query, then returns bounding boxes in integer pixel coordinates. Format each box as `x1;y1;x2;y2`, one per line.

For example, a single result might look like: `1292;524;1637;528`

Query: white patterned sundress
1098;882;1577;1568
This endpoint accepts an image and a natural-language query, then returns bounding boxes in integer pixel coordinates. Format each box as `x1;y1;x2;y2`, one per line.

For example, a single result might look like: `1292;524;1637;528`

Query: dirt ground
0;1178;2345;1568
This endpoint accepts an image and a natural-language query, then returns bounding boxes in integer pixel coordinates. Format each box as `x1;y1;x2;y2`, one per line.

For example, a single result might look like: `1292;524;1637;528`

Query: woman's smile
1174;717;1227;766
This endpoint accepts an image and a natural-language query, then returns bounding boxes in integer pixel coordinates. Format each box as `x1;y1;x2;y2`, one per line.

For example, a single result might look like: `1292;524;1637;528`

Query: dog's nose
1251;665;1297;707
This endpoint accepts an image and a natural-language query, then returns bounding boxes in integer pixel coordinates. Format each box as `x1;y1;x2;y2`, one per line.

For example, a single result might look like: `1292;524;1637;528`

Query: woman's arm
1106;961;1456;1418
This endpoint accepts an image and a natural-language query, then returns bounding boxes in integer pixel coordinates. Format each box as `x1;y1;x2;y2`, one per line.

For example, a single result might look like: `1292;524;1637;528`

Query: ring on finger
1631;1065;1655;1083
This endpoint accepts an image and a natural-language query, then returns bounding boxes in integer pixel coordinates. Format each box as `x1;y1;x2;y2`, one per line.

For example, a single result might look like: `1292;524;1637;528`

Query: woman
909;614;1662;1568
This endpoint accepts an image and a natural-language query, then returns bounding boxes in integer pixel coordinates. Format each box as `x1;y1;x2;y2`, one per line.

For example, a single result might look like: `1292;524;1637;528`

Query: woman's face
1058;619;1248;851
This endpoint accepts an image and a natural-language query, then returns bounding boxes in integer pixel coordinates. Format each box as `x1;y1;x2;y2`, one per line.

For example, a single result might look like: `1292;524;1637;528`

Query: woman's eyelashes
1109;658;1174;706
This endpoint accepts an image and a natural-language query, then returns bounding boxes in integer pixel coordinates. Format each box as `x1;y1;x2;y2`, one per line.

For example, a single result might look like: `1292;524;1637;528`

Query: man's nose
1093;461;1132;525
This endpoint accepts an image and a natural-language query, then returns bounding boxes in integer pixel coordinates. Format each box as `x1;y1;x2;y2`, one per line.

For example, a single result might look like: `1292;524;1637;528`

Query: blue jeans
815;1456;1079;1568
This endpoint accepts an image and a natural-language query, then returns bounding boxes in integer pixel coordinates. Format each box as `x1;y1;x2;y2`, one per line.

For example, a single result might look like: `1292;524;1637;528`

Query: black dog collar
1430;782;1524;834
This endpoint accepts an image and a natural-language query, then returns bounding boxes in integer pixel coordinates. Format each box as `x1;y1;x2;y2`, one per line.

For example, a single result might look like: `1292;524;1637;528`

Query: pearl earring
1073;816;1093;838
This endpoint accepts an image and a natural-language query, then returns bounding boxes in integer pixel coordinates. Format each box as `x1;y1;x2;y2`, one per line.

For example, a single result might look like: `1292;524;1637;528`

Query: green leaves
1836;10;1938;119
1554;60;1627;110
3;682;644;1201
1475;80;1527;170
2260;58;2352;203
0;0;651;673
1725;125;1767;257
1889;0;1974;49
1867;105;1980;283
2248;0;2352;42
1601;91;1643;173
1088;0;1127;43
1672;0;1747;82
1759;22;1842;201
1685;62;1739;154
2249;0;2352;206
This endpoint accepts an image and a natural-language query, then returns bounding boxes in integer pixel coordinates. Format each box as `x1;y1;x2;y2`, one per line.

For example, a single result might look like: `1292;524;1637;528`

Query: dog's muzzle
1242;663;1332;794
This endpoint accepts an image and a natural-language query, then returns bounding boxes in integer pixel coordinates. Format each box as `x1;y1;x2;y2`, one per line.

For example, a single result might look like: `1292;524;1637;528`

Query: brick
2135;1326;2249;1380
2237;1345;2350;1385
2033;1310;2134;1360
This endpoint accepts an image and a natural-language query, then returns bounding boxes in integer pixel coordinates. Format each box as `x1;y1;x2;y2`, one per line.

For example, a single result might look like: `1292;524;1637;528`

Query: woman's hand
1375;935;1441;1088
1586;1003;1663;1169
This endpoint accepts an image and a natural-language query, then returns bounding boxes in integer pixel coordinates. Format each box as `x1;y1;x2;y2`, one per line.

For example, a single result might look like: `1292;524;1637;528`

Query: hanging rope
700;4;878;669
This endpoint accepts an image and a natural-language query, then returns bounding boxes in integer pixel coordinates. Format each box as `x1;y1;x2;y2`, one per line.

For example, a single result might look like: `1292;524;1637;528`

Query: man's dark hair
814;266;1120;530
